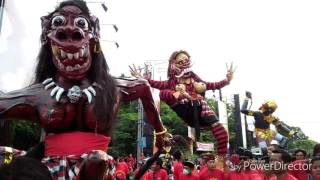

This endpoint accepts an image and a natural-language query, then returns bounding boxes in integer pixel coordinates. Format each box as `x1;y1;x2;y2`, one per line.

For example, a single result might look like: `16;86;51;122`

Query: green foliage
109;101;138;156
225;102;237;152
288;139;318;155
11;120;41;150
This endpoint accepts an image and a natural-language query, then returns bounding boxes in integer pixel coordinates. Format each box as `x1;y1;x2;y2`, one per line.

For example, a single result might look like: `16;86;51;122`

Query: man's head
201;152;214;165
150;158;162;172
313;144;320;157
202;153;216;171
294;149;306;160
239;150;254;170
267;142;279;156
183;161;195;175
312;156;320;177
173;150;183;161
269;149;292;174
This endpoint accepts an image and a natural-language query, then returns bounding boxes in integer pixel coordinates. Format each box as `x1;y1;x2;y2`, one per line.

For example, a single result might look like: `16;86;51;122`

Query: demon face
175;53;191;70
46;5;94;80
259;100;277;115
168;51;192;78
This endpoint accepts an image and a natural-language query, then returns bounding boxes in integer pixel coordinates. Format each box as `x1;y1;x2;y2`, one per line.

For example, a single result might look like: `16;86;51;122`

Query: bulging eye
51;15;65;28
74;17;89;30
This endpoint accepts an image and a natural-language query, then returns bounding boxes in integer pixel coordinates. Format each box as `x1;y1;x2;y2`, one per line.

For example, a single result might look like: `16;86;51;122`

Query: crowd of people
102;143;320;180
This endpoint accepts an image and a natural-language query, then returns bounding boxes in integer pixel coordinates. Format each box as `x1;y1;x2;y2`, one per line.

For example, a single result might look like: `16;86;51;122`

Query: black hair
312;156;320;164
173;150;182;160
156;158;163;167
243;150;254;159
294;149;307;157
272;149;292;164
313;144;320;157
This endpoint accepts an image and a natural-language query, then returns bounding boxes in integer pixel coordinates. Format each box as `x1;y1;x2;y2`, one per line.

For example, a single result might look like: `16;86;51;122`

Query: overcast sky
1;0;320;142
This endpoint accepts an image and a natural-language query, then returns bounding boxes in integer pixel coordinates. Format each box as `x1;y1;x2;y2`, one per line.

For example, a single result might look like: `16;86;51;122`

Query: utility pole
136;100;144;161
0;0;5;34
234;94;245;149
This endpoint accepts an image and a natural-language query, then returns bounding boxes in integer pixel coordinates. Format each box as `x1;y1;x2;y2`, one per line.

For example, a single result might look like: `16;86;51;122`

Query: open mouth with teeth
51;43;91;78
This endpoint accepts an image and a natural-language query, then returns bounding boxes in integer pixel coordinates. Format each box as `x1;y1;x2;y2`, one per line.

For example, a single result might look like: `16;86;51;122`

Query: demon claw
45;82;55;90
83;89;93;103
55;87;65;102
87;86;96;96
42;78;53;85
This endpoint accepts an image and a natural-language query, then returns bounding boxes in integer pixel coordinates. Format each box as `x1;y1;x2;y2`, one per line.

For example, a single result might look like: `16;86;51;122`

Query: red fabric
199;168;224;180
179;173;200;180
224;171;243;180
244;170;265;180
288;160;307;180
133;168;148;180
211;124;228;156
269;173;298;180
144;169;168;180
128;156;135;169
116;162;129;178
225;170;265;180
173;161;183;180
115;170;126;180
313;174;320;180
45;132;110;156
199;165;206;174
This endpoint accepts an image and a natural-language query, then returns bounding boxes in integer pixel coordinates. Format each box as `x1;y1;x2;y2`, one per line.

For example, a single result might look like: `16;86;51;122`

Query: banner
196;142;214;151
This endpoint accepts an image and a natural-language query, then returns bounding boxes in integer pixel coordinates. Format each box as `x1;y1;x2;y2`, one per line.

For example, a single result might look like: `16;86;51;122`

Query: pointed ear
40;16;51;44
90;15;100;40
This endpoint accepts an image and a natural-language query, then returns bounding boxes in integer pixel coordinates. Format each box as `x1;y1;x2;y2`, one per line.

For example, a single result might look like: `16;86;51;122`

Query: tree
288;139;318;155
109;101;138;156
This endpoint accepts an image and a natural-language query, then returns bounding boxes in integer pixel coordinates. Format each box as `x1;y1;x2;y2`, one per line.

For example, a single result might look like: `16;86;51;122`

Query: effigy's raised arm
0;86;39;122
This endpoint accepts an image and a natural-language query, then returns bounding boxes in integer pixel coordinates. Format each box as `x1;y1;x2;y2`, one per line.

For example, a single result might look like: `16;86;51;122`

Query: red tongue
61;58;86;66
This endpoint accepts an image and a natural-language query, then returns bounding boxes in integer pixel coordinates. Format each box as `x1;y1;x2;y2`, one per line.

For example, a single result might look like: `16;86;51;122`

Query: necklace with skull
42;78;97;104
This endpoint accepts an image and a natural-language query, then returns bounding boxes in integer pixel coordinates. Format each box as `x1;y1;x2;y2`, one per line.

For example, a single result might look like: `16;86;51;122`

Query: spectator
268;149;297;180
294;149;307;160
312;156;320;180
313;144;320;157
199;152;212;173
115;156;129;180
173;150;184;180
179;161;199;180
128;153;135;171
267;140;280;157
199;154;224;180
144;158;168;180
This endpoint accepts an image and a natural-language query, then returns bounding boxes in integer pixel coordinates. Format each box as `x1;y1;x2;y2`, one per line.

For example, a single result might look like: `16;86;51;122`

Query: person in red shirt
128;153;135;171
312;157;320;180
199;154;224;180
199;152;212;173
225;150;264;180
179;161;199;180
115;157;130;180
288;159;308;180
173;150;184;180
144;158;168;180
267;149;297;180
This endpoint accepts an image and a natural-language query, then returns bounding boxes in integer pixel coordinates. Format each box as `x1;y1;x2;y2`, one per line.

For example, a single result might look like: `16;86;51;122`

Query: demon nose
55;28;84;41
